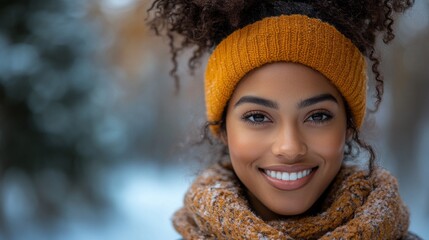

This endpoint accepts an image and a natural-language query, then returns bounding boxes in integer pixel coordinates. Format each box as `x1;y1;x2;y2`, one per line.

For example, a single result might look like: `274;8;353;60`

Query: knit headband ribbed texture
205;14;367;136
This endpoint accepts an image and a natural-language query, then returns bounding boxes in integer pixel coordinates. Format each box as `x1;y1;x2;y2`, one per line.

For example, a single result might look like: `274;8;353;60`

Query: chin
273;206;310;216
267;196;318;217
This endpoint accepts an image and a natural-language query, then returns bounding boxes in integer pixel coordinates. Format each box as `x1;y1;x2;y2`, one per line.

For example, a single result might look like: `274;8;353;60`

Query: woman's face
223;62;348;219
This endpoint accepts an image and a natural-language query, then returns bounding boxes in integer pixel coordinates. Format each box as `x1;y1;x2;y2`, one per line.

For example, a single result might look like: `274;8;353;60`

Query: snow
2;160;427;239
105;162;192;239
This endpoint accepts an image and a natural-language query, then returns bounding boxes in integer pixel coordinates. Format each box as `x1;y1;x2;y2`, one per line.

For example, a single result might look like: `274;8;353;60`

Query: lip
260;167;317;191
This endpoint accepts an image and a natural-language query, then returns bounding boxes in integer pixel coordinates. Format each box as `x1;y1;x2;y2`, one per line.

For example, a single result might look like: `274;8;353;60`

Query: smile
260;167;317;191
264;169;312;181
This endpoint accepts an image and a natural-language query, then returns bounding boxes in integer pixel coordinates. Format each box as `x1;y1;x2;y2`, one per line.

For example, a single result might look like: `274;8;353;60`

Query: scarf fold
173;163;411;240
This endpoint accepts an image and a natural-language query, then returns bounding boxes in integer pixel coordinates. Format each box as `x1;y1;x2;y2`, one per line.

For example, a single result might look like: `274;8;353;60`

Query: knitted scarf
173;163;415;240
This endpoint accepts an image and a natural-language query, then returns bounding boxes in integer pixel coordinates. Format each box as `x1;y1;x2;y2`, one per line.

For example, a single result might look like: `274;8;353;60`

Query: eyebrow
234;96;279;109
234;93;338;109
298;93;338;108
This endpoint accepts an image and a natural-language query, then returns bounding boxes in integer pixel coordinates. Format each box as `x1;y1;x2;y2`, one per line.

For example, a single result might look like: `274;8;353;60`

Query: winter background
0;0;428;239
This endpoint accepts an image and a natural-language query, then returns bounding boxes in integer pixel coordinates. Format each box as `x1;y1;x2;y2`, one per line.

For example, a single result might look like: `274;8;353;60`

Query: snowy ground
124;163;429;239
59;162;191;240
2;160;427;240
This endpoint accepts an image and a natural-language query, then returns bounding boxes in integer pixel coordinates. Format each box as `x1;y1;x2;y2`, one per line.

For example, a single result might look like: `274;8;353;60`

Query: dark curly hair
147;0;413;176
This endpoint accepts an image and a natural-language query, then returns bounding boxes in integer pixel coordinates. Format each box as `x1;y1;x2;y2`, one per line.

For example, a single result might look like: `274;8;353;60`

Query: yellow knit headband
205;14;367;136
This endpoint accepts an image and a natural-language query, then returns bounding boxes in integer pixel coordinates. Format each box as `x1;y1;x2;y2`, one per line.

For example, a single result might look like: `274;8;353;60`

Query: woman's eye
306;112;332;123
243;112;271;124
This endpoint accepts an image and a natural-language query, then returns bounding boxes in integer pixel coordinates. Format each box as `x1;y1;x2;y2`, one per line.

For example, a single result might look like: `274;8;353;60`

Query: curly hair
147;0;413;175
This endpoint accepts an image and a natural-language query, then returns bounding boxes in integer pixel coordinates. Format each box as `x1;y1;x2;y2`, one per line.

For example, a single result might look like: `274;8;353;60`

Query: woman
148;0;419;239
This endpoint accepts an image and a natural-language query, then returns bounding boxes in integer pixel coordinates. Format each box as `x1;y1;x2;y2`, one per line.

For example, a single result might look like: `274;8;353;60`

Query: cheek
226;124;267;165
308;127;346;160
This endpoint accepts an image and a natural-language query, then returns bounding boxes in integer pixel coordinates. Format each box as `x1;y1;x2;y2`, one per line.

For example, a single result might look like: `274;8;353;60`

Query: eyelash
241;110;333;126
241;111;272;126
305;110;333;124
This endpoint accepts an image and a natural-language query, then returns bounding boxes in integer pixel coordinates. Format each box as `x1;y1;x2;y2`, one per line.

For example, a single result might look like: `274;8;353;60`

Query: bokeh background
0;0;428;239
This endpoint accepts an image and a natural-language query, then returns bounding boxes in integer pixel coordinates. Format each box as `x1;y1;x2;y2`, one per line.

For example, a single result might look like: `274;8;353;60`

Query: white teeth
281;172;289;181
265;168;312;181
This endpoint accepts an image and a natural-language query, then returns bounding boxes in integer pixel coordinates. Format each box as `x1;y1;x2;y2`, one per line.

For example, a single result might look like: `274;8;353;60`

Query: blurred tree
0;0;124;234
386;21;429;196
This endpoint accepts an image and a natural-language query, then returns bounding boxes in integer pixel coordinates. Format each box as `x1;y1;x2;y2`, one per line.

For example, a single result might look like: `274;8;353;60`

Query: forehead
230;62;343;102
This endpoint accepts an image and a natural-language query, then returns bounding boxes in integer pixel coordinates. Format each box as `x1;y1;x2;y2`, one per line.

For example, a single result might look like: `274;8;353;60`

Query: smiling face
222;62;348;220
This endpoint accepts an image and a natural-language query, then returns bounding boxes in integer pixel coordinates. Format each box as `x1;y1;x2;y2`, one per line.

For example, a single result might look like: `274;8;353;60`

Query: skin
222;62;349;220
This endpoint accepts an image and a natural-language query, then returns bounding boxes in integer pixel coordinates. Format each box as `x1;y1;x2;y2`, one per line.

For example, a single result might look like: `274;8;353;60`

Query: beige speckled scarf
173;163;415;240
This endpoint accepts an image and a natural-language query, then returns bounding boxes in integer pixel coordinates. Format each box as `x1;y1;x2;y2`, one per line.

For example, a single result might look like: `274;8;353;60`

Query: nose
271;123;307;162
